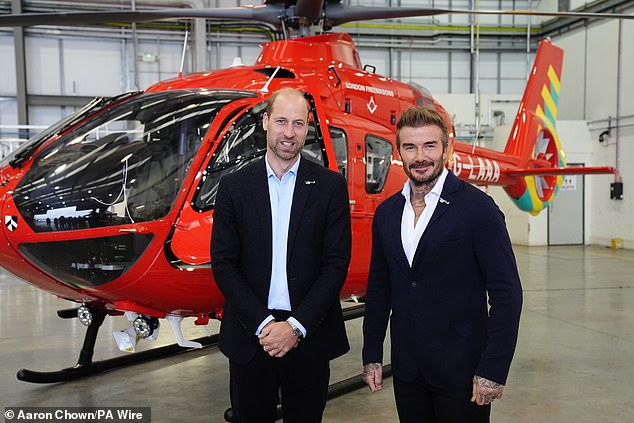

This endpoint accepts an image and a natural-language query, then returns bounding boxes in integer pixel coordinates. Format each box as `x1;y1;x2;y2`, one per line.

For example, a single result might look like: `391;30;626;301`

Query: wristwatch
287;321;304;339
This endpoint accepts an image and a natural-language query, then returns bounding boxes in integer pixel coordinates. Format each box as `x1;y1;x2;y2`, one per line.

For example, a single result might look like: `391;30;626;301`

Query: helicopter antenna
260;66;281;94
178;31;189;79
280;15;288;40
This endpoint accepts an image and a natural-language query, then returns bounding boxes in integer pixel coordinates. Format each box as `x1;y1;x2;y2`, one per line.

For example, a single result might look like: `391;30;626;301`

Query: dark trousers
393;373;491;423
229;345;330;423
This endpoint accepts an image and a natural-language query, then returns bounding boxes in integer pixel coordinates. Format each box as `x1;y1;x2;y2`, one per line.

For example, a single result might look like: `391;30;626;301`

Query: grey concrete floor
1;245;634;422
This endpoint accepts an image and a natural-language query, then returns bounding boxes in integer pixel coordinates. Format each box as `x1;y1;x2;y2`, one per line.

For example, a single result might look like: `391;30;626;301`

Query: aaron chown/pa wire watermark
4;407;150;423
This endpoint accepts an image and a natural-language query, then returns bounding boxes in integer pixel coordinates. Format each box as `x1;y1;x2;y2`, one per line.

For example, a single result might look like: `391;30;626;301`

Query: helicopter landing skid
16;304;366;384
16;307;218;384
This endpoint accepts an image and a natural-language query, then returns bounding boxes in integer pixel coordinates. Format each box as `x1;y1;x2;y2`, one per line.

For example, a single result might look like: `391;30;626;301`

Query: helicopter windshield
13;89;256;233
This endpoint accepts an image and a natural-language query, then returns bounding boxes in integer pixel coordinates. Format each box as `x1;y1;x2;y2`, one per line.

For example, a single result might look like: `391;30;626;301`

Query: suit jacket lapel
287;159;314;256
250;158;273;267
411;170;460;267
426;170;460;228
389;193;413;274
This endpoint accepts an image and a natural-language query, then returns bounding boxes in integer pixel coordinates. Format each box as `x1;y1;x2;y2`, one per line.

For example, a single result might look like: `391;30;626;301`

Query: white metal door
548;166;584;245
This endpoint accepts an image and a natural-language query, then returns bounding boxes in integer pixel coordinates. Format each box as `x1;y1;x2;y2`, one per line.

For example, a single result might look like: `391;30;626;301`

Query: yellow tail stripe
547;65;561;95
541;85;558;122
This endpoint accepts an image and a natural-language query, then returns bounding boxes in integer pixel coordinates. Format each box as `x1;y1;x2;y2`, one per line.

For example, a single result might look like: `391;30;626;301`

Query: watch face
292;326;303;338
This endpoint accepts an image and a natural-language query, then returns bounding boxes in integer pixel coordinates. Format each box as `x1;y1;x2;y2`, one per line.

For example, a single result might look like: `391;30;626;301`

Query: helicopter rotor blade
0;5;286;28
0;2;632;28
323;4;634;28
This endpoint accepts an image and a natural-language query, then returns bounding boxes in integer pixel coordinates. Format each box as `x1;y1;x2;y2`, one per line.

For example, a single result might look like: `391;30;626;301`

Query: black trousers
229;344;330;423
393;373;491;423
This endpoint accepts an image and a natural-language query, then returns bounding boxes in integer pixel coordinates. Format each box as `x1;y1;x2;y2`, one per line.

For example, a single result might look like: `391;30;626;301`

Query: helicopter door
168;97;329;267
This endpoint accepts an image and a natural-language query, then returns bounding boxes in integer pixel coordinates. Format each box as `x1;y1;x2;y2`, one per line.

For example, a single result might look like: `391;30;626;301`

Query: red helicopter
0;0;622;383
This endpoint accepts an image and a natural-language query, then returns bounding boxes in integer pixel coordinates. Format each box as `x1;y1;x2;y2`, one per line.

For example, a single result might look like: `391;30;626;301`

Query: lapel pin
439;197;450;205
305;180;316;185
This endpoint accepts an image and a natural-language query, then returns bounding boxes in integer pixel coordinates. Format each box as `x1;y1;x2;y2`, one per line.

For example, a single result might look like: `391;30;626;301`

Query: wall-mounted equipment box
610;182;623;200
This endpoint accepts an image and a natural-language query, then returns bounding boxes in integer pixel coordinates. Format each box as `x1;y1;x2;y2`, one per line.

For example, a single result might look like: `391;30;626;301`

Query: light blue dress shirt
255;155;306;337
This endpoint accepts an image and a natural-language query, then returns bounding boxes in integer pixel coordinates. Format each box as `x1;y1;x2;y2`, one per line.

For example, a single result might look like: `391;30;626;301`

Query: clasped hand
258;321;300;358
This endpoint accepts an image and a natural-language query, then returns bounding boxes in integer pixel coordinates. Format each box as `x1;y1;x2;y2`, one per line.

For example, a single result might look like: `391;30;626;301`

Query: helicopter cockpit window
365;135;392;194
13;90;256;232
329;127;348;179
192;102;325;212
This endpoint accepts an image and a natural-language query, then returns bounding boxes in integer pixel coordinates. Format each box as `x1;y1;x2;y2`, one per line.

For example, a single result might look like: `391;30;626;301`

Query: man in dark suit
362;106;523;422
211;87;351;423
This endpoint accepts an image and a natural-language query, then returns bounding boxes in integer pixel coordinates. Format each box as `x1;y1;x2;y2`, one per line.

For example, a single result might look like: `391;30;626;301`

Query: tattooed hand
363;363;383;392
471;375;504;405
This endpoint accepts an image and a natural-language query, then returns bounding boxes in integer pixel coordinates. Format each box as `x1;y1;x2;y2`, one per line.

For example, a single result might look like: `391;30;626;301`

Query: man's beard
269;137;303;161
404;160;443;189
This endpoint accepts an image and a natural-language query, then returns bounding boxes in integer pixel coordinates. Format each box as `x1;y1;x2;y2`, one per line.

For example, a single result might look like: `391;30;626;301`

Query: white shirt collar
401;167;449;202
265;154;301;180
399;167;449;267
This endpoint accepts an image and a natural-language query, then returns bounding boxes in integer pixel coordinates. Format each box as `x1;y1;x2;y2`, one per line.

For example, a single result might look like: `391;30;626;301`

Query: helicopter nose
0;191;15;264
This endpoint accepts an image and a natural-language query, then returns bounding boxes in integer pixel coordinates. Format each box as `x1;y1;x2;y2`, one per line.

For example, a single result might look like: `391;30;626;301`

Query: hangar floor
1;245;634;422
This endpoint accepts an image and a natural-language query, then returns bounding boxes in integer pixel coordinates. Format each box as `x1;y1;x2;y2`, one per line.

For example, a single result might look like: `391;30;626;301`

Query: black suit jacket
362;170;523;389
211;157;351;365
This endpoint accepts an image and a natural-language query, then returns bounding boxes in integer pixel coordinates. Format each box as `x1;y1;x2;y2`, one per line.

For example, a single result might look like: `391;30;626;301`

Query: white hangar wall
0;34;18;127
0;28;267;127
554;18;634;248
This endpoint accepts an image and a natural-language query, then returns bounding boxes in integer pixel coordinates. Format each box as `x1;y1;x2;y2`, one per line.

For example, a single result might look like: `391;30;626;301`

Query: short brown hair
396;106;448;150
